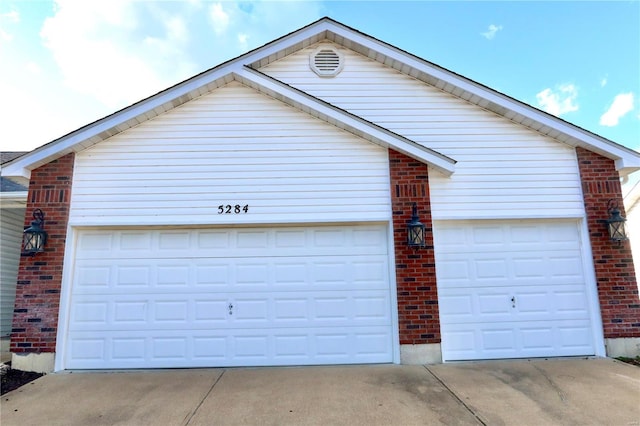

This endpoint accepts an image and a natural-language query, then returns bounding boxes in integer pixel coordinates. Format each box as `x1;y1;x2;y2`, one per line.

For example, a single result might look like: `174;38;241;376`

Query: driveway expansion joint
423;365;487;426
183;369;226;426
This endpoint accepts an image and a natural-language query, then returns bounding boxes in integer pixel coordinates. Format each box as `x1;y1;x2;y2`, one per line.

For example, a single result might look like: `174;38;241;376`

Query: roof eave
0;191;28;208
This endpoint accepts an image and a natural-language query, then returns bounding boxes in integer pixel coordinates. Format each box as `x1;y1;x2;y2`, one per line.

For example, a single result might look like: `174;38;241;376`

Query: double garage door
435;220;597;361
65;225;394;369
64;220;598;368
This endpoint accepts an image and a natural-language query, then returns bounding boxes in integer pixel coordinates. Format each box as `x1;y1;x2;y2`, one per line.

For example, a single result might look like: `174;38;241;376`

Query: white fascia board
0;164;30;181
236;68;456;176
617;157;640;175
325;24;640;170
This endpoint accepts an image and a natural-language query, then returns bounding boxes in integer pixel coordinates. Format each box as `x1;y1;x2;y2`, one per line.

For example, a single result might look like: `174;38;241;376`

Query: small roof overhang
0;191;27;209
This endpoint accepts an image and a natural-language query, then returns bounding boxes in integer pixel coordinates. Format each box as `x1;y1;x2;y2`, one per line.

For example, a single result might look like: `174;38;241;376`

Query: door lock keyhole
228;303;234;315
511;296;516;308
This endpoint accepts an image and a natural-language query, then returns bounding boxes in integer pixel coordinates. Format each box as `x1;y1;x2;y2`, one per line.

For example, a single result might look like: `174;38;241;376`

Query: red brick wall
388;149;440;344
576;147;640;338
11;153;75;353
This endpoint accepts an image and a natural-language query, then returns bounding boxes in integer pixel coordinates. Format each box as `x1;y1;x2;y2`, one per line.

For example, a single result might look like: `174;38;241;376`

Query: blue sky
1;1;638;154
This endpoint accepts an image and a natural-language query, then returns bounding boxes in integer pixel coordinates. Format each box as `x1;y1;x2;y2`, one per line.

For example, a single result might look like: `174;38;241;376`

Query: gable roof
0;153;28;208
3;17;639;183
0;152;28;207
1;152;27;164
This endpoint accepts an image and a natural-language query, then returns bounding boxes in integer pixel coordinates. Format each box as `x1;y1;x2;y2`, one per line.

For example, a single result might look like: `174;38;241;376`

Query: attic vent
310;46;344;77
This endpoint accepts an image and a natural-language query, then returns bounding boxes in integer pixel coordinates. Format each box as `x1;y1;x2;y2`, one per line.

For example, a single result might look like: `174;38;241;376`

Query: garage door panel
435;220;596;361
77;227;387;259
66;326;392;369
442;320;594;360
69;290;391;331
115;300;149;323
440;284;590;324
477;292;512;316
438;251;585;288
74;255;389;293
475;258;509;282
194;299;229;322
71;301;110;325
437;223;581;255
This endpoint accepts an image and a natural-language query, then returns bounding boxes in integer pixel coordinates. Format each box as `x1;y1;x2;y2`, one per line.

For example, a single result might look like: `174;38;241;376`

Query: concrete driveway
1;358;639;426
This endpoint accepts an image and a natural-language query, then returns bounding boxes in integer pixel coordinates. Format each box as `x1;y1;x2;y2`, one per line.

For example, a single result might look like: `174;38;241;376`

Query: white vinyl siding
260;44;585;220
70;82;391;226
1;207;24;336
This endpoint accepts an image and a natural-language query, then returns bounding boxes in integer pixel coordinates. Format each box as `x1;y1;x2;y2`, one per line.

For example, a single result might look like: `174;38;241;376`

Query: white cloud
204;1;323;54
0;80;105;151
1;10;19;22
536;84;579;116
481;24;503;40
600;76;608;87
238;33;249;50
26;61;42;75
600;93;635;127
166;16;188;44
0;28;12;42
40;0;197;109
0;8;19;42
1;0;324;151
210;3;230;35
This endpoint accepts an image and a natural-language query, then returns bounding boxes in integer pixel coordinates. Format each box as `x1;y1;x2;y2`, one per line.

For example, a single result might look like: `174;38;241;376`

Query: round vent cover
310;46;344;77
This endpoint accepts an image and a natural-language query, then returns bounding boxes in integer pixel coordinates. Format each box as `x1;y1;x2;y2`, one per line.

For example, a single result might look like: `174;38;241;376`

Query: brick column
576;147;640;339
388;149;440;344
11;153;75;354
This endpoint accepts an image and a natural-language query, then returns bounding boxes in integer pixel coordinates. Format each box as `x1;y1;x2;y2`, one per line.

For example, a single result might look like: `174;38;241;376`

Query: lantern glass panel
408;223;425;247
23;228;46;253
606;206;628;242
608;221;627;241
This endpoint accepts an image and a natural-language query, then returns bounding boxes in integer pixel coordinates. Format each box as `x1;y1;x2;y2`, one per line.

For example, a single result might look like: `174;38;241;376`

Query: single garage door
434;220;596;361
65;225;393;369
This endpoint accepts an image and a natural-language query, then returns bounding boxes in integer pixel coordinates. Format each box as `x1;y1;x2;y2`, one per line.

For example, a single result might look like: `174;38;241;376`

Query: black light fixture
407;202;426;247
23;209;47;255
606;199;628;243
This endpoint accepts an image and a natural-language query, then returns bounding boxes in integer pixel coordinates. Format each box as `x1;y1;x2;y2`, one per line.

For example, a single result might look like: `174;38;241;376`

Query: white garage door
434;220;596;361
65;225;393;369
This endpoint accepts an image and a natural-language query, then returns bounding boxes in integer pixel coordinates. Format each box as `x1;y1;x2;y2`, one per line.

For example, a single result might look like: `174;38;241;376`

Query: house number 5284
218;204;249;214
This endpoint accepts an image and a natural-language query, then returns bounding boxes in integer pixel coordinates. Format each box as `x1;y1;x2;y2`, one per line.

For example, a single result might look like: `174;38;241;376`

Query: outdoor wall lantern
23;209;47;255
407;202;426;247
606;199;628;243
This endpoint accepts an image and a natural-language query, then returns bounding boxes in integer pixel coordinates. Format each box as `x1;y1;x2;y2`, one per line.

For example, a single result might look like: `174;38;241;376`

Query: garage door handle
228;303;234;315
511;296;516;308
